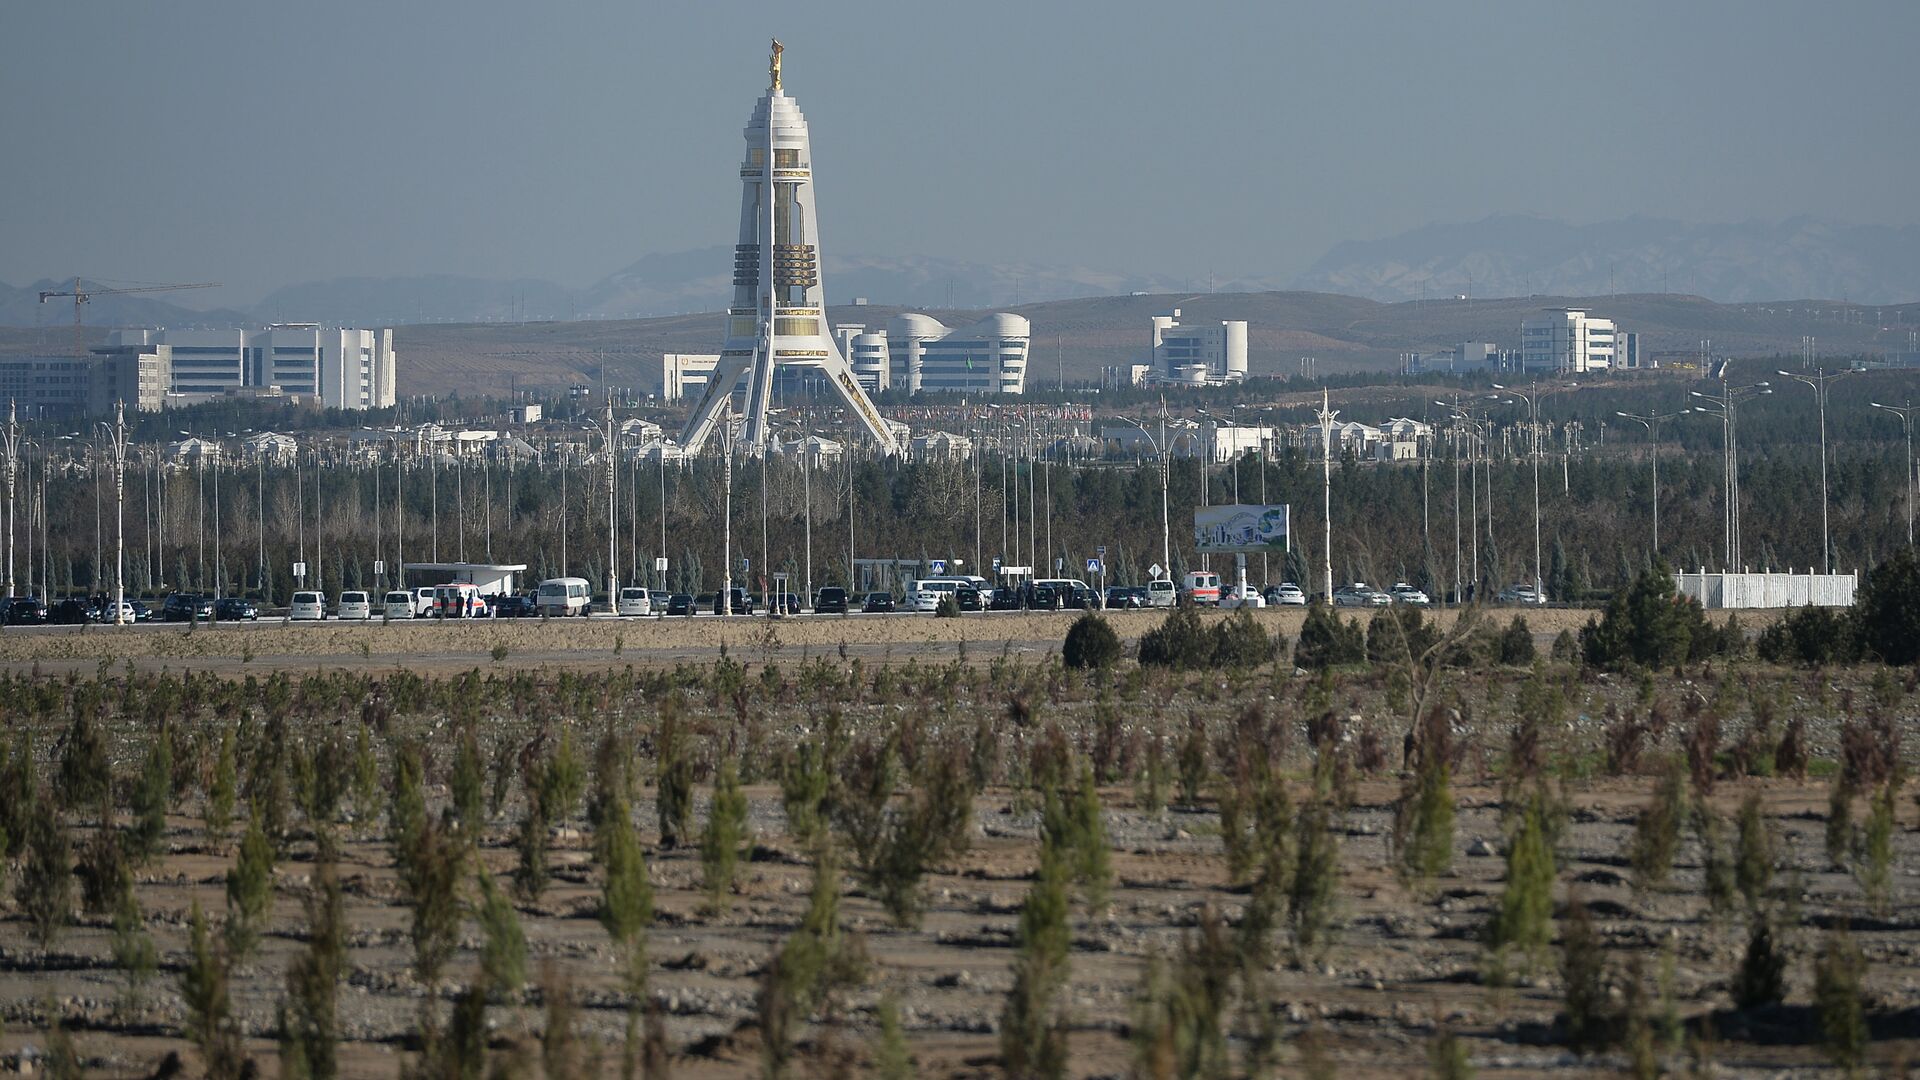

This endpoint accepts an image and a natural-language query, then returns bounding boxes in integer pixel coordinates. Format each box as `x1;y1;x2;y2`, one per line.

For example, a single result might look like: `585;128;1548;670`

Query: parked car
1145;578;1178;608
1180;571;1223;605
1497;583;1548;606
3;596;47;625
412;586;438;617
129;600;154;622
432;583;490;619
161;593;213;622
712;587;754;615
289;591;326;621
665;593;696;616
862;591;895;613
536;577;592;617
383;590;416;618
769;592;803;615
648;590;670;610
617;586;653;617
1389;582;1431;606
1333;582;1390;607
1264;582;1308;606
47;598;90;624
1103;586;1146;609
954;586;985;611
1219;583;1266;609
491;594;538;618
336;591;373;620
214;597;259;621
814;586;850;614
97;599;139;624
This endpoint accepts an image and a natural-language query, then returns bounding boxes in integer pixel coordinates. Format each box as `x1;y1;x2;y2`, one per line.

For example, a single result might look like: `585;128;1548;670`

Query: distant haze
3;1;1917;314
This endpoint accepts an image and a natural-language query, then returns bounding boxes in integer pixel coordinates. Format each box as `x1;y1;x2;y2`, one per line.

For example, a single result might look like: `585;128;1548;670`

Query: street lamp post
1779;368;1852;573
1315;389;1338;601
1690;380;1771;569
3;399;16;599
1614;408;1687;557
100;401;130;624
1116;414;1171;580
721;403;734;616
605;398;618;614
1866;397;1912;541
1491;383;1544;599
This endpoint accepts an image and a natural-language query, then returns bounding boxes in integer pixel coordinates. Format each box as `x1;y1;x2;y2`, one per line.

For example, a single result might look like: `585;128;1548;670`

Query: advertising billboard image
1194;504;1290;553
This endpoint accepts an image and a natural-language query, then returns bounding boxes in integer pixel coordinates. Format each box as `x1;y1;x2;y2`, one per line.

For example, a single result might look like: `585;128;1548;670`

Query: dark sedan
3;597;47;625
491;594;538;618
955;586;985;611
214;597;259;621
665;593;696;616
712;588;755;615
814;586;849;614
862;591;895;613
161;593;213;622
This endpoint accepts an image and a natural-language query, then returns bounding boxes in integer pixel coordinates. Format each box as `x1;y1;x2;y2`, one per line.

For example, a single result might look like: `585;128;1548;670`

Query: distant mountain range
1292;215;1920;306
5;216;1916;331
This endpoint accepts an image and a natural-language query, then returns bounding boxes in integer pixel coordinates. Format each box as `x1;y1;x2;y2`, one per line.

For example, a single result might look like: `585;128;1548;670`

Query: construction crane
37;278;222;357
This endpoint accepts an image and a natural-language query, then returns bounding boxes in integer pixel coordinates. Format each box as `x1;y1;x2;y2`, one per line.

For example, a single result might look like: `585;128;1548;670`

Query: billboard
1194;504;1290;553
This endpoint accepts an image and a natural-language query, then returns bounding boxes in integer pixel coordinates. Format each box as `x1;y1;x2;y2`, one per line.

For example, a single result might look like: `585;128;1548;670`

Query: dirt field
0;606;1675;676
0;630;1905;1080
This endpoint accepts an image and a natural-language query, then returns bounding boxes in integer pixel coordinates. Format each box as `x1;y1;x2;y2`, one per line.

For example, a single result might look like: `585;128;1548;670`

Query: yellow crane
37;278;222;356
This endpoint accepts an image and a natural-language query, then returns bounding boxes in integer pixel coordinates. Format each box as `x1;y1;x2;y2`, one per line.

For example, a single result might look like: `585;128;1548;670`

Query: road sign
1086;558;1102;574
654;557;669;572
1096;545;1107;557
741;557;750;572
993;557;1002;571
1148;562;1164;579
373;560;386;576
929;559;947;574
1054;557;1064;572
293;561;307;579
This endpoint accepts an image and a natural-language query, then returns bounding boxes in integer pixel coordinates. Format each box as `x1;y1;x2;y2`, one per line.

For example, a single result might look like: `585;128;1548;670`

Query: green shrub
511;804;549;904
781;742;831;844
1855;781;1895;916
1735;791;1774;913
16;798;73;949
205;726;237;846
279;860;343;1080
225;810;275;961
1814;927;1868;1072
655;706;695;848
1756;605;1861;665
598;796;652;995
933;592;960;618
58;710;109;815
1000;846;1072;1080
1428;1029;1474;1080
1579;562;1724;671
180;901;245;1080
127;731;172;866
1487;794;1556;978
874;994;914;1080
476;872;527;998
1560;893;1614;1054
1733;914;1786;1010
1131;911;1235;1080
1498;616;1536;665
76;825;131;916
1210;606;1281;668
1854;546;1920;664
1295;603;1366;669
700;759;751;909
1137;606;1213;669
1368;606;1439;665
1062;612;1122;670
1630;765;1687;892
1288;796;1342;968
540;728;585;825
1393;709;1455;889
110;890;158;1015
450;725;486;835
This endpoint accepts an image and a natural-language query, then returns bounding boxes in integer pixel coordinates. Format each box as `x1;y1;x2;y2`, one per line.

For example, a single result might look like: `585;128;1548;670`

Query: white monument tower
678;41;900;456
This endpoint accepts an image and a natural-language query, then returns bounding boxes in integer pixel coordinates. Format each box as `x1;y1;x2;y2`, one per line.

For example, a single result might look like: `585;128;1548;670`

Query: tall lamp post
1116;414;1171;580
1689;380;1771;569
1491;383;1544;599
1866;399;1912;541
1315;389;1338;601
1614;408;1687;557
604;397;618;614
3;399;17;599
1778;368;1852;572
100;401;130;624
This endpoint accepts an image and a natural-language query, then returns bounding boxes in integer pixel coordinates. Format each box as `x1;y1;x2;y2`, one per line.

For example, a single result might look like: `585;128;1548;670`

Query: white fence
1674;569;1856;609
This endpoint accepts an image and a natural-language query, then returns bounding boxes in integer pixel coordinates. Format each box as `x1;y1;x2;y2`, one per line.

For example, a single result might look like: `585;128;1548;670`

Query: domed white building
886;312;1031;394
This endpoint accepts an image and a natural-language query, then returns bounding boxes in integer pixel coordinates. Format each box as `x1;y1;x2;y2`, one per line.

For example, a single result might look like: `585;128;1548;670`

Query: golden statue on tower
770;38;783;90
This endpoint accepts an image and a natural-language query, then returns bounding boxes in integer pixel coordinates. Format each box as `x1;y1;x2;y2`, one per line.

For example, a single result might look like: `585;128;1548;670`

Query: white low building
1520;309;1618;373
114;327;396;408
888;313;1030;394
1151;309;1248;384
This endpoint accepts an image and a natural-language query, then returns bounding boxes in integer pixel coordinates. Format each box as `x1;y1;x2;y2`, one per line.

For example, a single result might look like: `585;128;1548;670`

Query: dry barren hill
3;290;1915;401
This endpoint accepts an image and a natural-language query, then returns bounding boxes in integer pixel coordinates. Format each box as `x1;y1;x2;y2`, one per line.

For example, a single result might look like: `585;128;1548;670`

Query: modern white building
111;327;396;408
1406;342;1511;375
834;324;891;394
1520;309;1618;373
655;353;728;403
886;312;1030;394
1151;309;1248;384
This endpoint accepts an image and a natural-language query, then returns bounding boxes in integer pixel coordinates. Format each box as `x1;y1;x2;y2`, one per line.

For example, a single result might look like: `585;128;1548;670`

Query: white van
1182;571;1222;605
383;590;415;618
1146;579;1177;608
413;586;437;616
616;586;652;617
433;583;489;619
904;579;959;613
337;590;372;620
289;591;325;621
536;577;592;617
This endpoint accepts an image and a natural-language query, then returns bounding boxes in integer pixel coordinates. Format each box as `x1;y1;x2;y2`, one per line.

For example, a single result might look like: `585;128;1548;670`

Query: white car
903;580;951;613
412;586;437;617
336;591;372;620
1264;582;1308;606
617;586;653;617
1498;583;1549;606
1334;582;1392;607
1389;582;1431;606
383;590;415;618
289;591;325;621
1219;583;1266;609
1145;579;1177;608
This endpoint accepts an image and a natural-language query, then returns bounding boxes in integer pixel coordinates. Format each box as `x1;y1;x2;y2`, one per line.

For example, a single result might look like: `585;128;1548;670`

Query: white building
112;327;396;408
1151;309;1248;384
1406;342;1510;375
910;430;973;462
655;353;726;403
1520;309;1618;373
834;325;891;394
887;313;1030;394
1100;419;1269;463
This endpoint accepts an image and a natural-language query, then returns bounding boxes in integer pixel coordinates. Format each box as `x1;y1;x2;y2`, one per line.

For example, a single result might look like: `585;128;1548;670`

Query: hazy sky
3;0;1915;308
